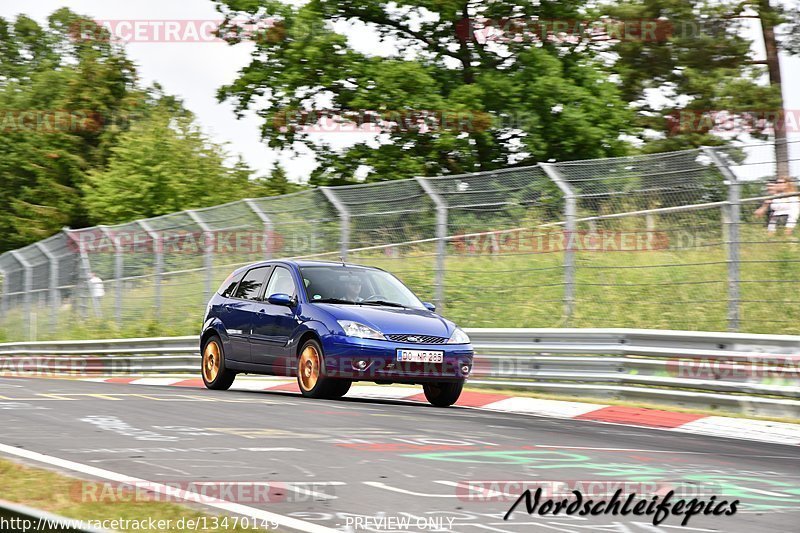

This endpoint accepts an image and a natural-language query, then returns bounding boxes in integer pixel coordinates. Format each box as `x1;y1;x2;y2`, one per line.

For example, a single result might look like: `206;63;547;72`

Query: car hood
313;304;455;337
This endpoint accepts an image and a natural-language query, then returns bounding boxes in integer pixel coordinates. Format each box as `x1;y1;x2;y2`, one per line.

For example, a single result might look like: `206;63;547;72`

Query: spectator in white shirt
761;178;800;235
754;181;779;227
89;272;105;298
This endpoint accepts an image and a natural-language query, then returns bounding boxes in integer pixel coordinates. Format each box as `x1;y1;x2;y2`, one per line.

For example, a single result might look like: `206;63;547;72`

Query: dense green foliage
212;0;796;182
0;9;294;253
605;0;787;152
213;0;636;184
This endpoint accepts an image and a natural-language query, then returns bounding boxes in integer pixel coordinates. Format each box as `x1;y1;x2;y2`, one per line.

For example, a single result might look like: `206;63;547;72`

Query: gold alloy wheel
202;340;221;383
298;344;321;391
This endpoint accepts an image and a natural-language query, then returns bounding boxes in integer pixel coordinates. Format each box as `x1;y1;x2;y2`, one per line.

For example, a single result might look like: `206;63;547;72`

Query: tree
249;162;304;197
0;9;294;253
82;102;253;223
604;0;794;166
0;9;140;250
212;0;635;184
756;0;795;177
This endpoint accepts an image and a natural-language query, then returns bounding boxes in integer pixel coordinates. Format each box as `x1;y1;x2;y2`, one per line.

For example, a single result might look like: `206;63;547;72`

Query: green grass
0;458;274;532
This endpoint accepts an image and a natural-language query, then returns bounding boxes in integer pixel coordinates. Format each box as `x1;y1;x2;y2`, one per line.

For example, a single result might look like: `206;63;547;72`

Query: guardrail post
416;177;447;311
34;242;59;331
186;210;214;303
704;147;740;331
138;221;162;321
244;199;275;260
320;187;350;260
9;251;33;341
99;227;123;326
540;163;577;324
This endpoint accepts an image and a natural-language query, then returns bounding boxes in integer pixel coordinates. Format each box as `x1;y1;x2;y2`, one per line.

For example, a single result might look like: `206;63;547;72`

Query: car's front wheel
202;334;236;390
297;339;350;399
423;381;463;407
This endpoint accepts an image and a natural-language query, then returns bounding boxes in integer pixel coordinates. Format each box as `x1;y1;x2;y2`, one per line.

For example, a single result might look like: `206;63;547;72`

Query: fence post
99;227;123;327
186;210;214;304
77;247;97;318
0;266;6;318
9;251;33;341
138;221;162;321
416;177;447;311
34;242;59;331
320;187;350;260
704;147;740;331
540;163;577;324
244;199;275;260
63;228;100;318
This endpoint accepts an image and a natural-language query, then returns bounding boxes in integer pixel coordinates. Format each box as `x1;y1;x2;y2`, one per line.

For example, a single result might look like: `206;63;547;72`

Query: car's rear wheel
423;381;463;407
297;339;348;399
202;335;236;390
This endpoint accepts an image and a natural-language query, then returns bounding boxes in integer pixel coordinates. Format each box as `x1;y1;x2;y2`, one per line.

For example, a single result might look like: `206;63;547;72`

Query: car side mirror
267;293;294;306
422;301;436;312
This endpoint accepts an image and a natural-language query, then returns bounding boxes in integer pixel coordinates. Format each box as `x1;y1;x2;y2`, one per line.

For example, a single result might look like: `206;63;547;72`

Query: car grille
386;334;448;344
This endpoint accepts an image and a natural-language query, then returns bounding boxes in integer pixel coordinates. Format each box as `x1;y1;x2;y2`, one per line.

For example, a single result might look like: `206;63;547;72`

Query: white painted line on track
362;481;457;498
459;404;800;447
0;442;339;533
345;386;419;400
233;380;290;391
674;416;800;446
481;397;601;418
131;378;184;386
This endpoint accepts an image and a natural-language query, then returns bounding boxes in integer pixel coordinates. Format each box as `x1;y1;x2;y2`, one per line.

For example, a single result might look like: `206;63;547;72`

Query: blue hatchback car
200;260;474;406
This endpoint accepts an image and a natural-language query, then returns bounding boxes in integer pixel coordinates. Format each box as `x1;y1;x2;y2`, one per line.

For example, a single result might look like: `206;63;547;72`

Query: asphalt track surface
0;376;798;533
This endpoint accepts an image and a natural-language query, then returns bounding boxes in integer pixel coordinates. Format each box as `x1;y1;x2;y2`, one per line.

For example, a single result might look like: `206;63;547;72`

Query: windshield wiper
360;300;408;308
313;298;361;305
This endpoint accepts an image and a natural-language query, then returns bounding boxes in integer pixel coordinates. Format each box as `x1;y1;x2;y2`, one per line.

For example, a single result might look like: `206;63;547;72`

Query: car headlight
337;320;386;340
447;328;470;344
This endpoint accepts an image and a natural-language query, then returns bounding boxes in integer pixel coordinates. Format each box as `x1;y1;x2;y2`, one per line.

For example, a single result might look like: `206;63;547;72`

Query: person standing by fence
88;272;105;317
765;178;799;236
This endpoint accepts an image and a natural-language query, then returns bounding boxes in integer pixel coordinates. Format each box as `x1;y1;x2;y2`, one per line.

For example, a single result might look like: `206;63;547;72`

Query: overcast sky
1;0;798;182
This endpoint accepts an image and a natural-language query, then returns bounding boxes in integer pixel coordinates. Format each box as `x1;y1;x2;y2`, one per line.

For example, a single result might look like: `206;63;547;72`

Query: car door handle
258;309;267;313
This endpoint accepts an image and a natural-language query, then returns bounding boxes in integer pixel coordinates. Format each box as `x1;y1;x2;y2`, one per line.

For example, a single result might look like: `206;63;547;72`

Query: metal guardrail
0;499;111;533
0;329;798;418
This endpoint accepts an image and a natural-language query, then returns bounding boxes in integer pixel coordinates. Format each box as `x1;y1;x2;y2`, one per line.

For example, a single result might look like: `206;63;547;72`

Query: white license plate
397;350;443;363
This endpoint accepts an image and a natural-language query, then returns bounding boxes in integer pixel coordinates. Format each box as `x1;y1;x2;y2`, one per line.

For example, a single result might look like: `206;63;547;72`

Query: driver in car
343;275;364;302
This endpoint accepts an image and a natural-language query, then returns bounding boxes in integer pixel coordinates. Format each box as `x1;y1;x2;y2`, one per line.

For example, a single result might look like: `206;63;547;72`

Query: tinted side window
233;267;271;300
265;266;297;298
218;271;245;298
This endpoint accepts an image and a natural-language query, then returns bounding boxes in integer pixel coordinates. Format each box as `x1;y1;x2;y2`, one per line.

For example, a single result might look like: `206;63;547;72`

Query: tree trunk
759;0;789;178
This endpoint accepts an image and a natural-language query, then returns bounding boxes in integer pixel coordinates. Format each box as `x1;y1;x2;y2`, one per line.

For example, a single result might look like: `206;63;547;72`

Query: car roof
233;259;384;273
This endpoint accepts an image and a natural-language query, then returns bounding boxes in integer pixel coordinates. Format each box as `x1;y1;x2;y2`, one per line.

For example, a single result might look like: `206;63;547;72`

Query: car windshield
299;266;426;310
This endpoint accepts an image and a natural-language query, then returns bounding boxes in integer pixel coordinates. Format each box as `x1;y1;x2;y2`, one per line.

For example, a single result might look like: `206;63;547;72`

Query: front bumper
322;334;474;383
